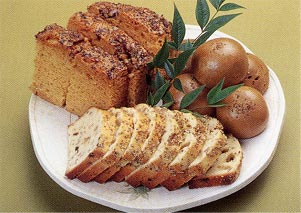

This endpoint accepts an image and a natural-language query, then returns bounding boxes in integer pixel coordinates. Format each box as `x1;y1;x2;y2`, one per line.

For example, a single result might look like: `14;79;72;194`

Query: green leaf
207;103;226;107
180;109;193;113
162;91;174;103
172;3;186;50
173;78;184;93
196;0;210;30
193;30;213;47
147;61;154;70
153;40;169;68
220;3;245;11
207;78;224;104
147;92;155;106
168;57;177;64
153;81;170;105
161;101;174;108
209;0;225;10
164;60;175;79
174;48;196;76
154;70;166;90
209;83;243;104
207;78;243;105
205;13;242;32
179;40;194;51
180;85;206;109
168;41;178;50
192;111;203;118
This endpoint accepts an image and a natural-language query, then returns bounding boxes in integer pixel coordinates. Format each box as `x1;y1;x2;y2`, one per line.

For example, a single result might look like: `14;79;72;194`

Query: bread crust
87;1;172;55
67;11;151;106
161;117;227;191
189;134;243;188
31;24;129;116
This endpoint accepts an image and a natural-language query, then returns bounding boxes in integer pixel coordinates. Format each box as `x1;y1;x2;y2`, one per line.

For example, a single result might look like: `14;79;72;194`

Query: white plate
29;25;285;212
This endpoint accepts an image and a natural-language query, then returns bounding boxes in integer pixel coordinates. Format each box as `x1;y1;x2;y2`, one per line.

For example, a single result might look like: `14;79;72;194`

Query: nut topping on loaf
87;1;172;55
67;11;152;106
31;24;129;116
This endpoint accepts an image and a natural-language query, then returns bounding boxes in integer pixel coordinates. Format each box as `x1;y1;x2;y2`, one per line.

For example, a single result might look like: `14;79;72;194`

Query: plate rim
28;25;286;212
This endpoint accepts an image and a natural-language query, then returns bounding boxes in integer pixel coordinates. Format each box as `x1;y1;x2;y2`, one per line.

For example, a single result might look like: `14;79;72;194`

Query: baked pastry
67;12;152;106
87;1;172;55
189;134;243;188
30;24;129;116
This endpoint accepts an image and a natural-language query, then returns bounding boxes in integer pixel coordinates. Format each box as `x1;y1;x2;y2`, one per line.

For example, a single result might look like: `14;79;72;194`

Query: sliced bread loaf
189;134;243;188
31;24;129;116
67;12;151;106
94;107;150;183
87;1;172;55
77;108;134;182
65;107;117;179
160;112;207;182
118;104;166;184
125;108;185;189
161;117;227;191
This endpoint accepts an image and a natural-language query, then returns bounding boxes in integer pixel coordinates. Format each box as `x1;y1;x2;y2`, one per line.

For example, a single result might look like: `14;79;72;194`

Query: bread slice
161;116;227;191
87;1;172;55
31;24;129;116
125;108;186;189
77;108;134;182
94;107;150;183
160;112;207;182
65;107;117;179
112;104;165;183
189;134;243;188
67;12;151;106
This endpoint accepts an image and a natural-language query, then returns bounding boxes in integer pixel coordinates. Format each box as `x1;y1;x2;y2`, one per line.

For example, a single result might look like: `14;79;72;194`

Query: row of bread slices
65;104;243;190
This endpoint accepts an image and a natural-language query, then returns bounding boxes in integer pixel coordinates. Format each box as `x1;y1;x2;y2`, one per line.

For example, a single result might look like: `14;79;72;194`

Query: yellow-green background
0;0;300;212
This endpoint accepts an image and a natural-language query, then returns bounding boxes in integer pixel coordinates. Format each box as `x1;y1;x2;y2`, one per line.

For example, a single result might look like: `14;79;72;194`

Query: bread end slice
189;134;243;188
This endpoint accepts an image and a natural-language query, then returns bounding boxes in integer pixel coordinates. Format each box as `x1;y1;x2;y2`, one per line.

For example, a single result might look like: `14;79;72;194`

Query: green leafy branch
193;0;245;47
147;0;245;113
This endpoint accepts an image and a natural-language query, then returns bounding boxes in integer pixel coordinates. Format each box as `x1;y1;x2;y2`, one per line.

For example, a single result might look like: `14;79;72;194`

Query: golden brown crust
67;12;151;106
189;134;243;188
87;2;172;55
161;126;227;191
31;24;129;115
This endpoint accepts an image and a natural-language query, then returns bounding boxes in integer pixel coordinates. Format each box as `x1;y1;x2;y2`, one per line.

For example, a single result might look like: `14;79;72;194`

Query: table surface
0;0;300;212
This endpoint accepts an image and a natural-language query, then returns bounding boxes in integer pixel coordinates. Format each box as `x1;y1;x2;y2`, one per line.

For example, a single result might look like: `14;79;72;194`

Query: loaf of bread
87;1;172;55
30;24;129;116
189;134;243;188
67;12;152;106
65;104;243;190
